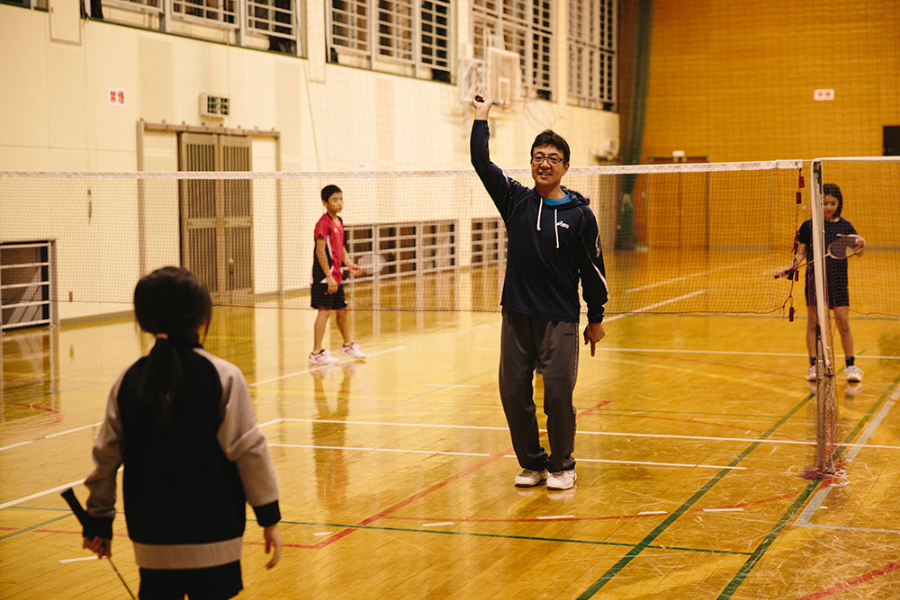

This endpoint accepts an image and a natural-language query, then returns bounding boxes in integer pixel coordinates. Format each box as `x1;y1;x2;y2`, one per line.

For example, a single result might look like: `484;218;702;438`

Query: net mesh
2;161;811;318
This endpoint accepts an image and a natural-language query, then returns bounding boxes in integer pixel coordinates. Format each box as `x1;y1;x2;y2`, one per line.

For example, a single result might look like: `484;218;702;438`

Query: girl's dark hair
133;267;212;426
823;183;843;218
321;184;342;203
530;130;570;163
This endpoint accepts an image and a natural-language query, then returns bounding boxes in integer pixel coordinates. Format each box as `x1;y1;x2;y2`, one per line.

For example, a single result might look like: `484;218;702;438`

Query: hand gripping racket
61;488;136;599
774;234;864;279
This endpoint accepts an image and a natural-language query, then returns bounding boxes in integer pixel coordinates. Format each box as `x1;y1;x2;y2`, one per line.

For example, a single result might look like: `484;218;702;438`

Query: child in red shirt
309;185;366;365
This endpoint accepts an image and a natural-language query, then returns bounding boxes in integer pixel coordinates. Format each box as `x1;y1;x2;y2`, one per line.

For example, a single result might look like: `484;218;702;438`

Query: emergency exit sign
814;89;834;101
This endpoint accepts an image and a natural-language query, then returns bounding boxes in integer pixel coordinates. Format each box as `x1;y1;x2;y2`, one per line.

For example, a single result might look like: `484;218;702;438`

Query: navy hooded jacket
471;120;608;323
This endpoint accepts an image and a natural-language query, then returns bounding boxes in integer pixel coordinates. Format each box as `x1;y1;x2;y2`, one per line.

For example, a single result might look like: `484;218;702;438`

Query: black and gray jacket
471;119;609;323
84;344;280;570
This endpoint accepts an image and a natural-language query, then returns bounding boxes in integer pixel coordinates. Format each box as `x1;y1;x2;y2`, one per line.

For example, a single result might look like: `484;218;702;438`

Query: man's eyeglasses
531;155;564;166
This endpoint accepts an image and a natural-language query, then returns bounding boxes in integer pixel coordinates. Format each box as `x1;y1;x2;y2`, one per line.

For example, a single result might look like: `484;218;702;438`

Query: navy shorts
805;282;849;308
311;282;347;310
138;561;242;600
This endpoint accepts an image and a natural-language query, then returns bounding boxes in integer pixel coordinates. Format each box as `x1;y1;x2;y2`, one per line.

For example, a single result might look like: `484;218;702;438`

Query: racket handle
61;487;96;538
474;95;503;107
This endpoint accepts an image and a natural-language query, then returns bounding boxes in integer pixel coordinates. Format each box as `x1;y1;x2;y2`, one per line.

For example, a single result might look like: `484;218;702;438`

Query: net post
809;159;837;478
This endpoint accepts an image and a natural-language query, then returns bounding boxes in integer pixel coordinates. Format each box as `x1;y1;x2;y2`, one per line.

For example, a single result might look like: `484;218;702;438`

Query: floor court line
624;257;765;294
267;441;743;470
605;290;706;321
596;346;900;360
577;391;816;598
249;345;407;386
267;417;900;450
795;381;900;532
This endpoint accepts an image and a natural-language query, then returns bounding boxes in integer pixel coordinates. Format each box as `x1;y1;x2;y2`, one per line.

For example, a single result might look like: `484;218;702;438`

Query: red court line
0;403;64;440
794;558;900;599
309;400;611;549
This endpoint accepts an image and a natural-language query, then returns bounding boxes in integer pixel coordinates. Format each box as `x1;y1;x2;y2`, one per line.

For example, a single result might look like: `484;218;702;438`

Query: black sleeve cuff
87;516;114;540
252;500;281;528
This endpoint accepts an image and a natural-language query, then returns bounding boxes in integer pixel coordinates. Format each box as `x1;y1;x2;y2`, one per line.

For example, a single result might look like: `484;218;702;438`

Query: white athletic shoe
308;350;339;366
514;469;549;487
807;365;817;381
845;365;863;382
340;342;366;359
547;470;577;491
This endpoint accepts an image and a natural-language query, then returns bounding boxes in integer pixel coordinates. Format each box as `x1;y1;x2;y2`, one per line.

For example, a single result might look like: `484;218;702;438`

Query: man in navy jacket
471;94;608;491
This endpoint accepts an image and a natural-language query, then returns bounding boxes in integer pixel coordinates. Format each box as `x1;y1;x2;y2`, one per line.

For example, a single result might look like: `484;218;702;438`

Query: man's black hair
530;130;570;164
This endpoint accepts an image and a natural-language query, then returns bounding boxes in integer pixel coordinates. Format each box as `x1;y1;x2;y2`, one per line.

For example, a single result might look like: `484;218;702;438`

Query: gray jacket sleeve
84;371;126;533
201;350;281;525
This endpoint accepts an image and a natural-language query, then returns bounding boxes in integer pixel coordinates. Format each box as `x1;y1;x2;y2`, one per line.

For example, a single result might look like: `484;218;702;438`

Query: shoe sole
514;481;546;488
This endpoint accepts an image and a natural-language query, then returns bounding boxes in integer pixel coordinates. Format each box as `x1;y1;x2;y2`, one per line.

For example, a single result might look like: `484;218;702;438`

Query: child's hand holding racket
583;322;605;356
348;263;365;277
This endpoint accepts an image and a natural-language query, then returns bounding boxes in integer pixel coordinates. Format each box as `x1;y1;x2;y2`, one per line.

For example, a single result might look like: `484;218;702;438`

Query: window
567;0;615;109
472;0;554;100
329;0;453;79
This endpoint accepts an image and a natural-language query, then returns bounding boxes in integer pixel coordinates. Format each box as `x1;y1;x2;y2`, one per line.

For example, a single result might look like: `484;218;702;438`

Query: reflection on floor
2;299;900;598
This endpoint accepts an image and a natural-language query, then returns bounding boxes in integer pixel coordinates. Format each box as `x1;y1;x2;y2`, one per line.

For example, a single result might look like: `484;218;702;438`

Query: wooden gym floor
2;265;900;599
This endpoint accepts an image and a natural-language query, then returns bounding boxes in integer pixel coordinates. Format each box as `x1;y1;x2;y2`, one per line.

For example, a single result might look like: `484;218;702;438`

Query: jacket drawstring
554;208;559;249
536;200;542;231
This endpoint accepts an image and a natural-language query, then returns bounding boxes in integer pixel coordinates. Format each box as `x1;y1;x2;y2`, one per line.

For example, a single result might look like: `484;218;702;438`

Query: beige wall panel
48;0;81;45
91;25;140;156
252;138;279;295
0;9;50;150
276;61;303;157
47;43;88;152
138;37;175;123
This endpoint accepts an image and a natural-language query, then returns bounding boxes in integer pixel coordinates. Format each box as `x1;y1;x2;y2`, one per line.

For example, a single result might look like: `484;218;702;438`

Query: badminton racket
474;95;558;131
774;234;864;279
356;252;386;275
61;488;137;599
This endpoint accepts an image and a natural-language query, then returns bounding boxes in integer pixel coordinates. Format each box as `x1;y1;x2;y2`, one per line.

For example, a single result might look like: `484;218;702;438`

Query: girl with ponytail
81;267;282;599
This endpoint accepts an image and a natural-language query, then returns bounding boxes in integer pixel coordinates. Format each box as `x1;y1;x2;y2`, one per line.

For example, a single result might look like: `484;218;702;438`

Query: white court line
313;531;334;536
271;442;742;471
546;456;745;470
795;383;900;532
605;291;706;322
60;556;99;564
625;258;764;293
422;522;455;527
594;347;900;360
271;418;900;450
0;478;87;511
638;511;668;516
423;384;481;388
0;422;102;453
249;345;406;386
269;443;490;458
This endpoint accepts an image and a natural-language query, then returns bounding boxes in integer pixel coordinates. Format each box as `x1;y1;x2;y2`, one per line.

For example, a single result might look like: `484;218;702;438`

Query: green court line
0;513;73;541
718;371;900;598
576;390;816;599
277;519;753;556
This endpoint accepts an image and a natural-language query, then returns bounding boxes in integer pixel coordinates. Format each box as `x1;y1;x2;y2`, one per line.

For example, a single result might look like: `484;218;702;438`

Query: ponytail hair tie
155;333;169;340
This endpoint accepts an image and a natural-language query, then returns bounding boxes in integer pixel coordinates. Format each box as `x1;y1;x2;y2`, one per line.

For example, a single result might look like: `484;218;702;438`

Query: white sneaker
514;469;549;487
807;365;817;381
547;470;577;491
308;350;339;366
845;365;863;382
340;342;366;359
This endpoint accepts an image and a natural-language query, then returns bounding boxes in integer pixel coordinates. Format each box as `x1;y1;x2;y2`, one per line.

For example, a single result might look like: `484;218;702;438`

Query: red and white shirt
312;213;344;284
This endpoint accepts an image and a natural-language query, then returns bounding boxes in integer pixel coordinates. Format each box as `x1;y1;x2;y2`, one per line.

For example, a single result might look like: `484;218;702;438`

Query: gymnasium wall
0;3;619;322
622;0;900;250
